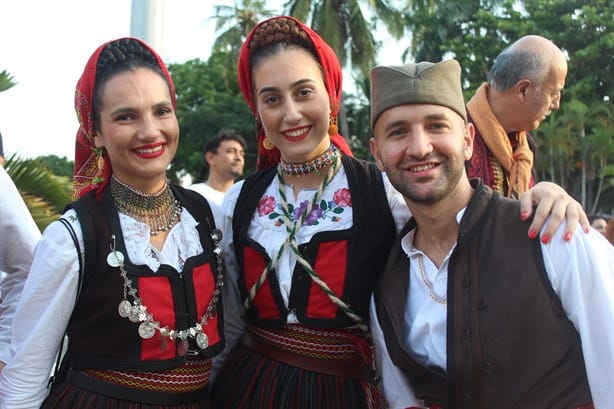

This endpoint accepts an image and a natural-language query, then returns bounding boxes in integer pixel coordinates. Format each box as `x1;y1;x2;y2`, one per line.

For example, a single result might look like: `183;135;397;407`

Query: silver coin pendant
196;332;209;349
118;300;132;318
129;306;141;323
106;250;124;268
138;322;156;339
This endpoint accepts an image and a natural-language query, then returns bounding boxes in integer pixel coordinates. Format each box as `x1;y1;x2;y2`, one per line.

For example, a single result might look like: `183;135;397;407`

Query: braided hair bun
249;16;314;54
96;38;159;81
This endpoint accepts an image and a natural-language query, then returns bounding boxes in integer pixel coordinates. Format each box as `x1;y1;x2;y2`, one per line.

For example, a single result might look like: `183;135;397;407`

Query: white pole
130;0;165;53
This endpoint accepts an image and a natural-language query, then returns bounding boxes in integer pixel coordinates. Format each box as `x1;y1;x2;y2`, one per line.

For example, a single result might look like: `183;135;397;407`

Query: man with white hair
466;35;567;198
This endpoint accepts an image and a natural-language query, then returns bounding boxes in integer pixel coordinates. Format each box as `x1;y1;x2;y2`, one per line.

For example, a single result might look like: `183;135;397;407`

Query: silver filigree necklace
106;228;224;356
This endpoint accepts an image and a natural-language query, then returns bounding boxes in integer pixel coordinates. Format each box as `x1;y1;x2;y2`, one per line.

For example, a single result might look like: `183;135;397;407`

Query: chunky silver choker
278;144;339;177
107;228;224;355
110;176;181;236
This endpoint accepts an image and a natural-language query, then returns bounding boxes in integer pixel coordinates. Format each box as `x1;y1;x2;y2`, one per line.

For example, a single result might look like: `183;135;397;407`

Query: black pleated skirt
42;380;210;409
210;343;385;409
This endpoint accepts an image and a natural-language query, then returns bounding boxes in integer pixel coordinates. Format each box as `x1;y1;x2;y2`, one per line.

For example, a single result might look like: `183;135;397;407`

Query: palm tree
285;0;405;78
0;70;16;92
211;0;277;84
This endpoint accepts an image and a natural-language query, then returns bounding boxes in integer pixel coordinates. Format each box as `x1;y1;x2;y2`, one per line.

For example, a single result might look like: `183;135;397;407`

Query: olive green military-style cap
370;59;467;129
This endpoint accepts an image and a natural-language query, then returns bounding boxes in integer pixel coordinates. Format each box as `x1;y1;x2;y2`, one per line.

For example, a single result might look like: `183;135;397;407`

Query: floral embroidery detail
333;188;352;207
259;189;352;226
258;195;276;216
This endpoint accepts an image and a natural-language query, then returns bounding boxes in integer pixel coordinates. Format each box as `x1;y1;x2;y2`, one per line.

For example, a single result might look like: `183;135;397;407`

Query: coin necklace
106;228;224;356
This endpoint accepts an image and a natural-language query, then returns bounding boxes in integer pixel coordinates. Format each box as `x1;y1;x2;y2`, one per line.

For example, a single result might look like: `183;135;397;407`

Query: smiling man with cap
368;59;614;409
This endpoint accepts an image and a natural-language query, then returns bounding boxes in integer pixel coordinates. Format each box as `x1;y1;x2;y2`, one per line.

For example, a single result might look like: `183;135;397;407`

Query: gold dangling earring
95;147;106;171
328;113;338;135
257;117;274;150
262;136;275;150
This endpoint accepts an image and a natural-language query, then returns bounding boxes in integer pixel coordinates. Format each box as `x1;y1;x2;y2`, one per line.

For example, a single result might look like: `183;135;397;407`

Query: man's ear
464;122;475;161
369;137;385;172
205;151;215;167
516;79;531;100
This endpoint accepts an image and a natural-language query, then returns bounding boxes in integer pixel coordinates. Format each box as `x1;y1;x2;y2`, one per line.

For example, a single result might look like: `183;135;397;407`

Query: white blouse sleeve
0;167;41;366
0;210;81;409
540;224;614;409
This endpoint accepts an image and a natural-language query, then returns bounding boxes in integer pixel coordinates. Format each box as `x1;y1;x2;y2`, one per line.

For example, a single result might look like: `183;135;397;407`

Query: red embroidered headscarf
237;16;353;171
72;37;176;200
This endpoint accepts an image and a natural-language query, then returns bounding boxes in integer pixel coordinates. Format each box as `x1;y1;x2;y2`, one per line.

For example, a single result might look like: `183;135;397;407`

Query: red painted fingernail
564;232;572;241
521;211;530;220
584;227;590;234
541;234;551;244
528;229;537;239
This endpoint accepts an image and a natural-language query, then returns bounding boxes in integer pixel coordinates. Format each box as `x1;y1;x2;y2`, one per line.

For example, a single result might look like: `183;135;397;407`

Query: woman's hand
519;181;589;243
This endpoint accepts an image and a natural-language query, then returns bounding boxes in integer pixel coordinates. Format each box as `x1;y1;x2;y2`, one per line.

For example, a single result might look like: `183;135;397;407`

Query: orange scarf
467;83;533;196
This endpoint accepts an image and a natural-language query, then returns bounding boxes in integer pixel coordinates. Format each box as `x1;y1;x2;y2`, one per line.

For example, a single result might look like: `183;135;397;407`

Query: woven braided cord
242;156;367;331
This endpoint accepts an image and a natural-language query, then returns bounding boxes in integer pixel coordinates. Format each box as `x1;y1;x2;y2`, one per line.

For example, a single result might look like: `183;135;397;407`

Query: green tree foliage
398;0;613;213
5;155;72;231
168;52;255;181
38;154;74;178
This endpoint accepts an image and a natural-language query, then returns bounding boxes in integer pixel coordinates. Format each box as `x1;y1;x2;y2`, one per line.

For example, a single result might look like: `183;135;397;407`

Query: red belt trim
242;327;375;381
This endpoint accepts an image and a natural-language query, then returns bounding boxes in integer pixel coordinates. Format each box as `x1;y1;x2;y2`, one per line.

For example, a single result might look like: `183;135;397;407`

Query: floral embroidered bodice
240;167;353;317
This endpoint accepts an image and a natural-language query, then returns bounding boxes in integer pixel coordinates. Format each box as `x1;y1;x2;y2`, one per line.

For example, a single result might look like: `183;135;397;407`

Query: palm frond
4;155;73;231
0;69;17;92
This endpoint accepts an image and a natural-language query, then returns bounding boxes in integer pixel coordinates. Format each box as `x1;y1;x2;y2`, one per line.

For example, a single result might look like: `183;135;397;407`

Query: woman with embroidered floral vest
210;16;589;409
0;38;224;408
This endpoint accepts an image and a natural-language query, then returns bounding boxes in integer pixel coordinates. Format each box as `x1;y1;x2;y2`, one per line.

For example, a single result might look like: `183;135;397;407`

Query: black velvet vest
66;185;225;371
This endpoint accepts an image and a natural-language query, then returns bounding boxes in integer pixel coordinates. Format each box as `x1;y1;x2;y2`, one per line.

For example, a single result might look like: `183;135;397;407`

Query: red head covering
72;37;176;200
237;16;353;171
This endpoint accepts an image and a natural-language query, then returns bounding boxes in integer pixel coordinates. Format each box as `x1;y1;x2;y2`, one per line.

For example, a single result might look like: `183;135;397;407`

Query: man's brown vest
375;180;592;409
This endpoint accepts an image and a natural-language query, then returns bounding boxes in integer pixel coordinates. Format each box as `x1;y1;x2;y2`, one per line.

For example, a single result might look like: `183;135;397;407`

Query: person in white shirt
369;59;614;409
0;166;41;372
188;130;246;207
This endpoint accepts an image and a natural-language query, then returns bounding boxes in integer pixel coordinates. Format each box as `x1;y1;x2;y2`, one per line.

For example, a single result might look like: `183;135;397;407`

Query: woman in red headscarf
211;16;409;409
0;37;224;408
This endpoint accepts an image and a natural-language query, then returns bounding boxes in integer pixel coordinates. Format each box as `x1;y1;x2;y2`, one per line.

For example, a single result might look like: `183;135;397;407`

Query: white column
130;0;165;53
